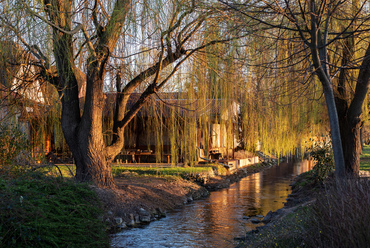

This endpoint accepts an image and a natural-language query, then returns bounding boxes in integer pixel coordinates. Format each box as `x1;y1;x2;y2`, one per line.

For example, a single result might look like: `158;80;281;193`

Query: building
104;93;241;164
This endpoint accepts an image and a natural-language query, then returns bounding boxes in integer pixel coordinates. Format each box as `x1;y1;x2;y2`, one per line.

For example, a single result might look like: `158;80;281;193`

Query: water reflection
112;160;313;248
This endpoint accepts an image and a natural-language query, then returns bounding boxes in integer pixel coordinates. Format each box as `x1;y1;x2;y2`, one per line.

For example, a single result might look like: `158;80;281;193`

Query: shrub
0;172;110;248
309;142;334;182
0;125;34;177
0;124;29;166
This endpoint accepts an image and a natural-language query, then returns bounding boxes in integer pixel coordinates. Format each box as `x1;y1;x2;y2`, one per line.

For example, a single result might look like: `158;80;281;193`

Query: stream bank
236;169;370;248
235;170;318;247
95;161;275;233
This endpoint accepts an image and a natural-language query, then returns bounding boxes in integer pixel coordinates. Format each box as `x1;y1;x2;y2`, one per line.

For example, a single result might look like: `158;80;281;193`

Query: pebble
250;218;261;224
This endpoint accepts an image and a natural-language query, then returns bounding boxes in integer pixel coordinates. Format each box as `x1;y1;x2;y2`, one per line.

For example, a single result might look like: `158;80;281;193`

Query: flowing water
111;160;313;248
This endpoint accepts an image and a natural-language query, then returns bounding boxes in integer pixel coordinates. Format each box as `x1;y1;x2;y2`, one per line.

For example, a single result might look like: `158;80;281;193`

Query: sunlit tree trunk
309;0;346;178
44;0;131;187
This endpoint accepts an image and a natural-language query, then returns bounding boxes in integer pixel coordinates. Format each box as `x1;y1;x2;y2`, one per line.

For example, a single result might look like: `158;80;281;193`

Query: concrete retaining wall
239;157;259;168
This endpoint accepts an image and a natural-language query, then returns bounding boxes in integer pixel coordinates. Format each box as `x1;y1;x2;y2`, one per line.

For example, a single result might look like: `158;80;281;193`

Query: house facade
104;93;240;164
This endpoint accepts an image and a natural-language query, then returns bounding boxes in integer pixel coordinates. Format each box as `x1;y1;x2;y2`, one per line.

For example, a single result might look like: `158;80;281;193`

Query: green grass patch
360;145;370;171
0;171;109;248
361;145;370;158
44;164;76;178
360;161;370;171
241;207;311;248
43;164;219;178
111;165;214;177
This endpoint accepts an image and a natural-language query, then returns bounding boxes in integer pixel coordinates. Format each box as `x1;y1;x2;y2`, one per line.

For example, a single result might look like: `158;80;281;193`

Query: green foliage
0;172;109;248
309;142;334;182
210;164;228;176
0;124;29;166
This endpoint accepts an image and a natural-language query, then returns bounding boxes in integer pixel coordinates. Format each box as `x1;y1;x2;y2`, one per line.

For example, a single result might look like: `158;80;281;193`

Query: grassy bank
45;163;225;178
0;172;110;248
111;165;216;177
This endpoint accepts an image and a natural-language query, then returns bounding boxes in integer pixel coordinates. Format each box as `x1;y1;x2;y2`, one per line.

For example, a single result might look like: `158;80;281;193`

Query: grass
45;164;76;178
361;145;370;158
111;165;214;177
360;160;370;171
241;207;311;248
0;161;215;248
44;163;220;179
0;171;110;248
360;145;370;171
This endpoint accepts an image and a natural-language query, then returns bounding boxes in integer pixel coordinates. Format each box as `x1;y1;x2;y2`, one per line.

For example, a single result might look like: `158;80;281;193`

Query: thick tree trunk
75;68;116;188
339;42;370;177
340;118;361;176
42;0;132;188
73;141;116;188
335;37;361;177
336;104;361;177
60;86;116;188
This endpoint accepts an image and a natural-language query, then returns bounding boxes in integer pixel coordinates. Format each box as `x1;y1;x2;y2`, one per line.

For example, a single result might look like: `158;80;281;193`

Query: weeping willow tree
221;0;370;178
1;0;249;187
242;30;329;158
145;16;328;164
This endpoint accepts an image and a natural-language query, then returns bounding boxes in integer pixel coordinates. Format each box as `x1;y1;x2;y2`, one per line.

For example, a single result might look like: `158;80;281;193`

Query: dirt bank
93;175;208;232
94;162;274;232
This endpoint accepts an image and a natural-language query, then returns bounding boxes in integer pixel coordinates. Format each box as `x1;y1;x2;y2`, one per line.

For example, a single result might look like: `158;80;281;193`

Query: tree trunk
322;84;346;178
335;36;361;177
77;68;116;187
73;141;116;188
309;8;346;178
340;117;361;176
341;42;370;176
57;68;116;188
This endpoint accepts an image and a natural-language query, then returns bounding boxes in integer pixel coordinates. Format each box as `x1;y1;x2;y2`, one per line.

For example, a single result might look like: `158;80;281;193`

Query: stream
111;160;313;248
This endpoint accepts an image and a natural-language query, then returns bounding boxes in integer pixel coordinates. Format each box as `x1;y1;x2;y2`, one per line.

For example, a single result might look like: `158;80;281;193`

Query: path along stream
111;160;313;248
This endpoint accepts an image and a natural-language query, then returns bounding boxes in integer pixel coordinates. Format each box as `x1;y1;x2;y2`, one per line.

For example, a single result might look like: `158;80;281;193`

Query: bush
304;179;370;248
0;125;29;166
0;125;34;177
309;142;334;182
0;172;110;248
